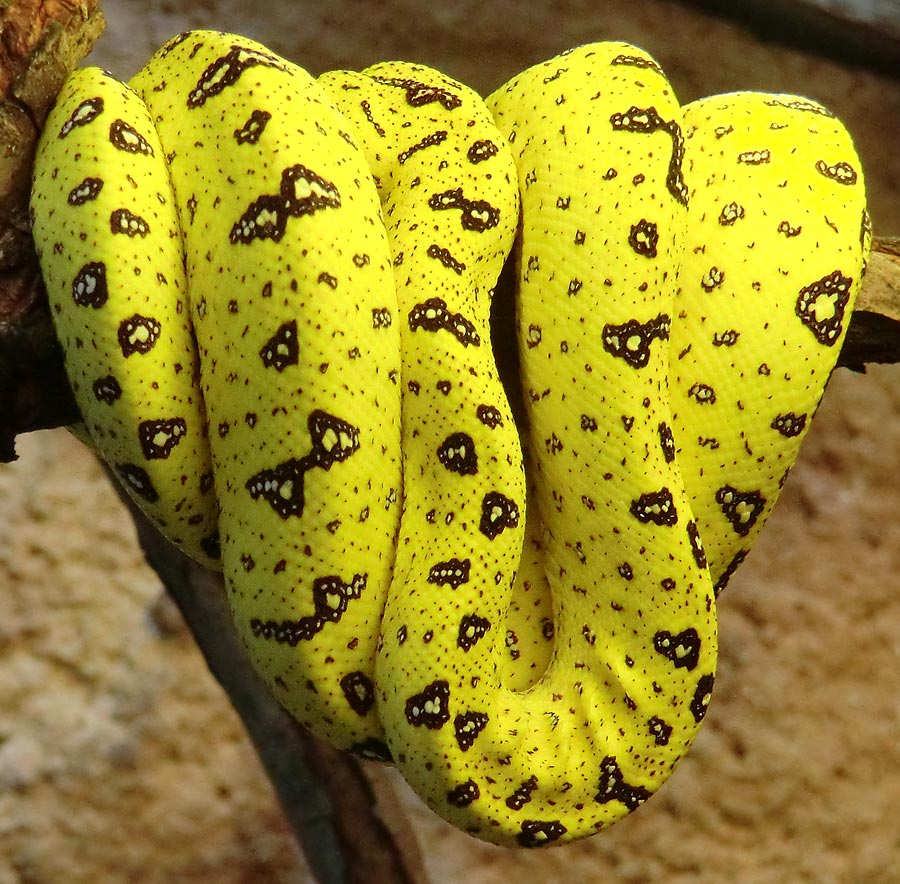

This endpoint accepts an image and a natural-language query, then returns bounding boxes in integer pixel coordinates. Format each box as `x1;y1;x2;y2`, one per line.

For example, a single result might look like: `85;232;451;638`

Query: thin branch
123;485;427;884
673;0;900;81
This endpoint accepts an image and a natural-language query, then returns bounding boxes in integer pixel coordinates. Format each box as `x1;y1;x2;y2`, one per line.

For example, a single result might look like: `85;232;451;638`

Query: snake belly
30;31;869;849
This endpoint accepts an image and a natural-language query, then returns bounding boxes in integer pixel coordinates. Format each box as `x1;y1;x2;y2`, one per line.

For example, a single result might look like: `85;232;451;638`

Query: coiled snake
30;30;869;846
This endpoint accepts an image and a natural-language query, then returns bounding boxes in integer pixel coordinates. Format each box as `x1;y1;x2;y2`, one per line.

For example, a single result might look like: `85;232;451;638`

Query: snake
30;30;869;847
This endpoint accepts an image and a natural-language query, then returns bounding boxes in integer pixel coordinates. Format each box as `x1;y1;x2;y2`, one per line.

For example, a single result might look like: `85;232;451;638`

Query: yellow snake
30;30;869;846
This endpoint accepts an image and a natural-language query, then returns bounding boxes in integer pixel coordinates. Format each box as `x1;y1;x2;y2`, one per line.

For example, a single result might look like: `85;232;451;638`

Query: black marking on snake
305;582;360;631
372;308;392;329
447;780;480;808
658;422;675;463
771;412;807;438
109;119;154;155
67;177;104;206
719;202;744;225
72;261;108;308
518;820;567;848
581;415;598;431
110;208;150;238
716;485;765;537
234;109;271;145
738;149;770;165
816;160;857;185
687;520;707;569
701;266;724;292
340;670;375;716
116;464;158;503
427;244;466;275
408;297;480;346
118;314;161;357
187;44;289;108
350;737;393;763
480;491;520;539
764;97;834;117
59;97;103;138
630;488;677;526
159;31;191;57
92;375;121;404
200;532;221;561
476;404;503;428
359;99;386;137
714;550;747;596
861;209;872;253
688;383;716;405
398;130;447;164
713;330;739;347
602;314;670;369
405;680;451;729
437;432;478;475
795;270;851;346
595;756;651;811
230;165;341;244
609;106;688;206
467;139;499;164
628;219;659;257
648;716;673;746
691;673;715;721
506;776;539;811
246;411;360;519
428;558;471;589
138;418;187;459
457;613;490;651
251;613;323;645
654;628;701;670
251;573;367;645
454;710;489;750
428;187;500;232
611;53;663;73
370;75;463;110
778;220;801;237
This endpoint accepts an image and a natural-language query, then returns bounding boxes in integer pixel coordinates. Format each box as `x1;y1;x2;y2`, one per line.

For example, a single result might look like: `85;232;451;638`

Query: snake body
30;31;869;846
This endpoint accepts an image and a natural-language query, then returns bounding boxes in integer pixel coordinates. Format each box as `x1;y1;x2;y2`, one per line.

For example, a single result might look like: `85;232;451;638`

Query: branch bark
122;481;427;884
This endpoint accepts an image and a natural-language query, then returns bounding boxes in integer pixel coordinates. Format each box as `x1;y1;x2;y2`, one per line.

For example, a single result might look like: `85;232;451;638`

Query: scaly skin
31;32;869;847
30;68;221;567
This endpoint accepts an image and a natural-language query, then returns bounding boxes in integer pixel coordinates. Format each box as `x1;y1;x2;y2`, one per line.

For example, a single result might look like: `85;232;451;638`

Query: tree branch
674;0;900;81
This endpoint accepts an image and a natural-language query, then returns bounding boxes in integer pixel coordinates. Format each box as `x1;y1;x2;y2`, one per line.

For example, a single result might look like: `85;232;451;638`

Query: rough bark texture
2;1;900;883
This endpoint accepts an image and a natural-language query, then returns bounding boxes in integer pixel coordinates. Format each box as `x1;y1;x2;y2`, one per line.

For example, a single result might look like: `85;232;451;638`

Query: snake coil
31;30;869;846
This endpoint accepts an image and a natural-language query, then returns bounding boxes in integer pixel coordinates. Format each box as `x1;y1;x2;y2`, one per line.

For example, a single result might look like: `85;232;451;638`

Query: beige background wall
2;1;900;881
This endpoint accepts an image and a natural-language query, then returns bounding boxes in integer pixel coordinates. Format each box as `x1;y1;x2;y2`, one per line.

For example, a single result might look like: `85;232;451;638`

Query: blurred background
1;1;899;881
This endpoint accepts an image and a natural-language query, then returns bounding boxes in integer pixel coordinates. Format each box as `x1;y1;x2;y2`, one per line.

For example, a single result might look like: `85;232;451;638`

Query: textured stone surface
3;0;900;882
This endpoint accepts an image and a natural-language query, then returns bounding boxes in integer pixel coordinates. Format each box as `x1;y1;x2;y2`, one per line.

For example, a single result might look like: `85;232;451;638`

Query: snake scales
30;30;869;846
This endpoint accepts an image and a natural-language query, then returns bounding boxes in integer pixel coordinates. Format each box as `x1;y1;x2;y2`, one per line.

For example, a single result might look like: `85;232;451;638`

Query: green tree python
29;30;869;847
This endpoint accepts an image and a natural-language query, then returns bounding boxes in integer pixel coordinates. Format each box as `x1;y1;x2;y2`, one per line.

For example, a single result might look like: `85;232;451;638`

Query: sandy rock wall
2;1;899;882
